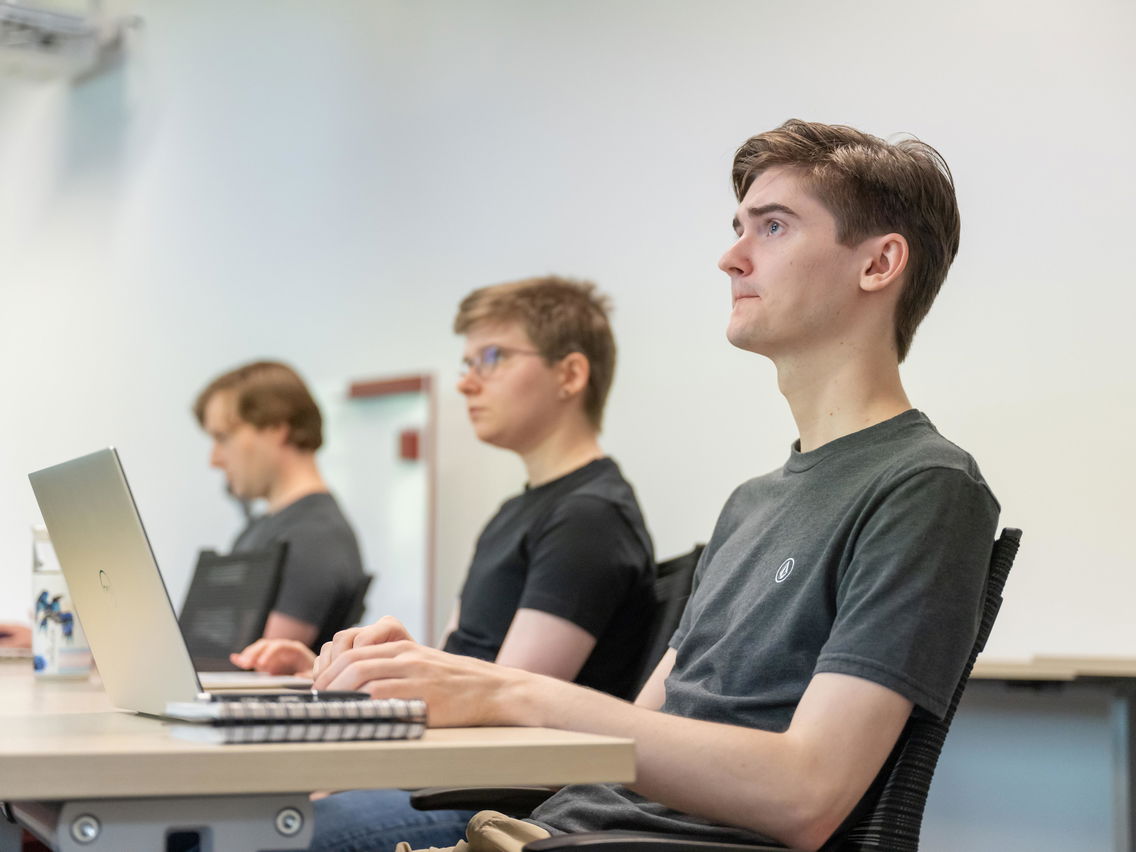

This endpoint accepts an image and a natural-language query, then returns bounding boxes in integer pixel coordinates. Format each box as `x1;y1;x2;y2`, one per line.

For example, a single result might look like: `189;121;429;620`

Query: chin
728;327;778;358
471;423;502;445
726;322;756;351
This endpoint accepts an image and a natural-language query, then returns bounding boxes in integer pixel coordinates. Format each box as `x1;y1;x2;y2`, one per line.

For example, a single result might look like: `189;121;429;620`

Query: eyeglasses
459;344;543;379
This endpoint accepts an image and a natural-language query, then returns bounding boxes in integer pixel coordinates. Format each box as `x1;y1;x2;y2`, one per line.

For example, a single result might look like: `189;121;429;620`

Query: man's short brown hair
732;119;961;362
453;276;616;430
193;361;323;451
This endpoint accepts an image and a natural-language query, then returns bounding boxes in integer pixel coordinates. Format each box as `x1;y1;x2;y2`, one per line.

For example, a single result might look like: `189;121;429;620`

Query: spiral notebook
164;693;428;744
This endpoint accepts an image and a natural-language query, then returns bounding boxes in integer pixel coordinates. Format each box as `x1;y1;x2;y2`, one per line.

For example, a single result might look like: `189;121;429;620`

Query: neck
774;344;911;453
266;451;328;513
519;417;604;488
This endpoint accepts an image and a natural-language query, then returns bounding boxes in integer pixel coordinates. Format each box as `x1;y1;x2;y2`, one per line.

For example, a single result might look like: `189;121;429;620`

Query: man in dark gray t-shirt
193;361;365;666
230;491;363;650
528;409;998;845
312;120;1000;852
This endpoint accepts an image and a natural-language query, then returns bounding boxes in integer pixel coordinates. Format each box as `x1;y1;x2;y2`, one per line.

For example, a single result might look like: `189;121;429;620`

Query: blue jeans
306;789;475;852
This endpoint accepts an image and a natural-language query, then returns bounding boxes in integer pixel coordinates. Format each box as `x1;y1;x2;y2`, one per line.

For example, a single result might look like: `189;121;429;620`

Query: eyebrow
732;203;800;233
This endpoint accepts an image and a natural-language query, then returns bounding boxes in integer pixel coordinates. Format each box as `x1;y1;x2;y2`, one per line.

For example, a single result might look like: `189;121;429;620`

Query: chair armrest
525;832;788;851
409;786;557;816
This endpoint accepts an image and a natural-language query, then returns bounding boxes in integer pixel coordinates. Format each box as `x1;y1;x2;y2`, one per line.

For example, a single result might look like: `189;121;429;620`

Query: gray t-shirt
232;492;365;649
531;410;1000;844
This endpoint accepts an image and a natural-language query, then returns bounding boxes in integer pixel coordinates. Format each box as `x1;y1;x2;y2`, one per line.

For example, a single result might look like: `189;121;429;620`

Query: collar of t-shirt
265;491;334;519
784;409;930;474
522;457;612;494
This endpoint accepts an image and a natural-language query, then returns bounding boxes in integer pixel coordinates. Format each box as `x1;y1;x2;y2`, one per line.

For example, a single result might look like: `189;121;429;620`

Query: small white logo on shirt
775;558;795;583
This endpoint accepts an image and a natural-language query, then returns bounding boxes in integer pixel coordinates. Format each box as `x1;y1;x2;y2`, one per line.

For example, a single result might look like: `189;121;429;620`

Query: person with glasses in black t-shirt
250;277;657;852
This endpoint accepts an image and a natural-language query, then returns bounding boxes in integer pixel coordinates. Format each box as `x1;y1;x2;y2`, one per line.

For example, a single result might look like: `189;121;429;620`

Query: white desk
0;662;635;851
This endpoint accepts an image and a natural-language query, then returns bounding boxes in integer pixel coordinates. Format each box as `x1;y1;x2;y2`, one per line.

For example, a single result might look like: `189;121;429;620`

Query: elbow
772;790;848;852
780;822;838;852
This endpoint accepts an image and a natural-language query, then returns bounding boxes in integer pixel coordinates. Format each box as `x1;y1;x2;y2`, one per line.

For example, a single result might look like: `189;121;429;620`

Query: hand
312;639;523;728
0;623;31;649
230;638;316;676
312;615;417;680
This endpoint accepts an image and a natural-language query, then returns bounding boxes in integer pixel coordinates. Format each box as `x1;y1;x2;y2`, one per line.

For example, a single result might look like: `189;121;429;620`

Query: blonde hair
454;276;616;430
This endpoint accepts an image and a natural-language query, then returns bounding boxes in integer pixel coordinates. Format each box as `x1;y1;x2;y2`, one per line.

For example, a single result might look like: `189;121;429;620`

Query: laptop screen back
29;448;203;715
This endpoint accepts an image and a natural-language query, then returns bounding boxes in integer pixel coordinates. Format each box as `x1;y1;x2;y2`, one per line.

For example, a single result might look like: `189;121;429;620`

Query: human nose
718;236;750;277
456;369;481;396
209;442;224;468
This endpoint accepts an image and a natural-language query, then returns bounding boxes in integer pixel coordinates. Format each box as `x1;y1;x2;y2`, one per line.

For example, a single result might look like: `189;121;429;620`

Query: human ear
557;352;590;400
860;233;909;294
263;422;291;447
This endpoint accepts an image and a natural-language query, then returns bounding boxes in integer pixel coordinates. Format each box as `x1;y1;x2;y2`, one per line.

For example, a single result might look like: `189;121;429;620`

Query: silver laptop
29;448;310;716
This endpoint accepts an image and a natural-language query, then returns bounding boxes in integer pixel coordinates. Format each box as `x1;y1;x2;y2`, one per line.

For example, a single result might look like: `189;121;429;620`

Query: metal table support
3;794;312;852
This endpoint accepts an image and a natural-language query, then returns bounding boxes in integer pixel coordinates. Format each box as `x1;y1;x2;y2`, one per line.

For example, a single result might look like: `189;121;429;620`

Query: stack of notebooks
164;692;428;744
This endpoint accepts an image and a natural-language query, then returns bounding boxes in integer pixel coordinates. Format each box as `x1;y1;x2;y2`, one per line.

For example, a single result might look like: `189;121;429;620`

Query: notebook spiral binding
168;697;428;744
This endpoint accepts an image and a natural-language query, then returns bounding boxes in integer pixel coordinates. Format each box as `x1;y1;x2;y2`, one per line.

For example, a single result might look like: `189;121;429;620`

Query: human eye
481;345;504;367
765;219;783;235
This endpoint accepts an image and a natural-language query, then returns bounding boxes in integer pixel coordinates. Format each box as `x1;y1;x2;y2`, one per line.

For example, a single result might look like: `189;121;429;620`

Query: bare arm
493;608;597;681
539;671;912;850
314;635;911;851
634;647;675;709
338;606;596;679
262;611;319;647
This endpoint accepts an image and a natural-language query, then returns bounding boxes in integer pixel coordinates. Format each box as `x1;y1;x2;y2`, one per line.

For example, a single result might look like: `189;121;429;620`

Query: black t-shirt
232;492;365;649
444;457;655;700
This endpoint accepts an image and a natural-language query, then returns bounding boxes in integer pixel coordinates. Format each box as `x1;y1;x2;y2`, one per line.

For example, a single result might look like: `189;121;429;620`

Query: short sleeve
271;525;349;629
815;467;1000;718
517;495;648;638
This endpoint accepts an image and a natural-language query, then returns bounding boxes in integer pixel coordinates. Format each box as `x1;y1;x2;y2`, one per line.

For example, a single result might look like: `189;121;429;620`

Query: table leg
9;794;312;852
1114;690;1135;852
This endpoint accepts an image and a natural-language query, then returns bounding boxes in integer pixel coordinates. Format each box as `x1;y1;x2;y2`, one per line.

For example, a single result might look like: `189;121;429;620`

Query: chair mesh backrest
631;545;705;695
179;543;287;663
834;528;1021;852
344;573;374;627
315;572;375;649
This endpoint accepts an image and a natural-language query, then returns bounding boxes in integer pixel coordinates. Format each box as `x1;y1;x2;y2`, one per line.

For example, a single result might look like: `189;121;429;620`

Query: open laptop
28;448;311;716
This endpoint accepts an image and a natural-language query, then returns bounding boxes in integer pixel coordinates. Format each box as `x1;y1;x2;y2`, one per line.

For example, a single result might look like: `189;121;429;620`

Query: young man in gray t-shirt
193;361;365;660
310;120;1000;852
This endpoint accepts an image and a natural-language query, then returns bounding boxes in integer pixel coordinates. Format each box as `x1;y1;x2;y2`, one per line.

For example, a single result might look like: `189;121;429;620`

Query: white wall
317;384;431;638
1;0;1134;658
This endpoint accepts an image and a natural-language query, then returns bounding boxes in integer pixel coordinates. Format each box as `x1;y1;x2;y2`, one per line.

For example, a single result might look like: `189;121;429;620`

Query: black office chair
313;572;375;650
417;530;1022;852
345;573;375;628
526;528;1022;852
178;543;287;671
631;544;705;695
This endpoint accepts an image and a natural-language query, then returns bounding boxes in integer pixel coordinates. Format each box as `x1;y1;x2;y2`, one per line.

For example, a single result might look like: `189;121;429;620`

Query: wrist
491;666;549;727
